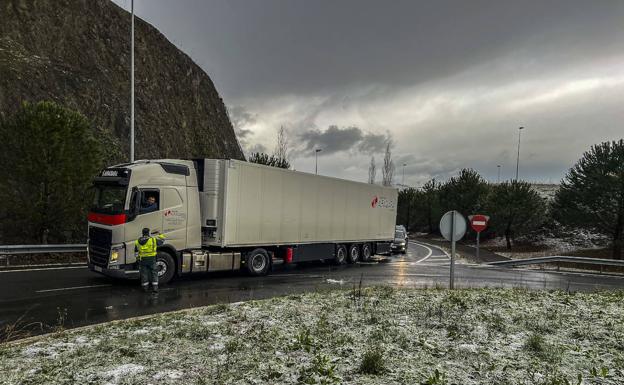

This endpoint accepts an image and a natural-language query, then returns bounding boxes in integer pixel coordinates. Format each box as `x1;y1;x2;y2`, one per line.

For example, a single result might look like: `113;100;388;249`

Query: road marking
413;242;433;263
36;284;111;293
0;265;87;274
409;241;450;264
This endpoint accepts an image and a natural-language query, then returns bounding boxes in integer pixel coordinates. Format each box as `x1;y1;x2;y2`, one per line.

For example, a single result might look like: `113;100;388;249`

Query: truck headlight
110;246;125;263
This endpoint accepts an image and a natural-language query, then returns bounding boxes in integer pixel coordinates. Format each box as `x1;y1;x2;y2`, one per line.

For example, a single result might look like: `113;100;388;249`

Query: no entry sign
468;214;489;233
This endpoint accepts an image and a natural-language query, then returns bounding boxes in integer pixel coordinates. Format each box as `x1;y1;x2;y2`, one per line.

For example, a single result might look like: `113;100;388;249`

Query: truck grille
88;226;112;267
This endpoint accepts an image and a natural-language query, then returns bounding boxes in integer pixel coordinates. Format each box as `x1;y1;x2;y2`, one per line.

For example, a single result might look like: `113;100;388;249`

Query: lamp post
402;163;407;185
515;126;524;181
130;0;135;162
497;164;501;183
315;148;322;174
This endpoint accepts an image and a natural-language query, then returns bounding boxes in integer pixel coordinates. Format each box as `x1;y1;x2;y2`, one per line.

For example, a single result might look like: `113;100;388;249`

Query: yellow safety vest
135;237;158;259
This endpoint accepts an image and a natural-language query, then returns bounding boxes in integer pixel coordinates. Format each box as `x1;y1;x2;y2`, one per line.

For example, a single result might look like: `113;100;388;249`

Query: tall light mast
130;0;135;162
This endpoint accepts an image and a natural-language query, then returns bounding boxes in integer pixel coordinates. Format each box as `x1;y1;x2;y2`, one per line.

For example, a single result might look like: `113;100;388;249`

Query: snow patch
101;364;144;383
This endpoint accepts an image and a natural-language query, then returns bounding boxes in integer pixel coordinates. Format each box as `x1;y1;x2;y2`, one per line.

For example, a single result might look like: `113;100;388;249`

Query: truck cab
87;160;200;282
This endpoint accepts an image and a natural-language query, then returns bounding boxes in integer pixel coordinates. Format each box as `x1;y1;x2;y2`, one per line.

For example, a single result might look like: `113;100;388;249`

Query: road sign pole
476;231;480;260
450;211;455;290
440;210;466;290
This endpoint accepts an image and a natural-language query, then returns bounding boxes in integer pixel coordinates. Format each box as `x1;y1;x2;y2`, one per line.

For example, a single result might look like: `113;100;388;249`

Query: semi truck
87;159;398;283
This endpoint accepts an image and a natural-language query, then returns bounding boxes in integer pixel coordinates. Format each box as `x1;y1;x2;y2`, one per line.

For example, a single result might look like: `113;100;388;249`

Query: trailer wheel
361;243;372;261
245;248;270;276
156;251;175;284
334;244;347;265
347;244;360;264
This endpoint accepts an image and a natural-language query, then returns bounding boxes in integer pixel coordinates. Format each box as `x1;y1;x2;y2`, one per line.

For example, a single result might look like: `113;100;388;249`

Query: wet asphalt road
1;241;624;338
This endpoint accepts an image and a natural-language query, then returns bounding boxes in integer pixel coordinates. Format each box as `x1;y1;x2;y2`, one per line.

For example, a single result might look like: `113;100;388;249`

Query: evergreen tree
397;188;417;231
439;168;489;219
553;140;624;259
420;179;443;233
485;181;546;250
0;101;103;243
249;152;290;169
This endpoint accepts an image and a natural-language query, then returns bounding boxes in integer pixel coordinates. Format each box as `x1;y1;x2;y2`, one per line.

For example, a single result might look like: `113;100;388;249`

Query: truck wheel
156;251;175;284
347;244;360;264
361;243;372;262
334;244;347;265
245;248;270;276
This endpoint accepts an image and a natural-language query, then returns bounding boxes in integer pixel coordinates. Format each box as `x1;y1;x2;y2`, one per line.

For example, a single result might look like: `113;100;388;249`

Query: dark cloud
357;132;389;154
299;125;390;155
119;0;624;99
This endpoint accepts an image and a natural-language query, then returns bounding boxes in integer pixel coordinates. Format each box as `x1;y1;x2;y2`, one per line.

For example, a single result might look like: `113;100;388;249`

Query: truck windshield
91;185;127;214
395;231;405;238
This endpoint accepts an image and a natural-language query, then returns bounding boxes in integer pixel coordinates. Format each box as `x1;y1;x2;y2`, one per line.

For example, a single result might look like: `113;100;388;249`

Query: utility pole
497;165;501;183
130;0;135;162
315;148;322;174
515;126;524;181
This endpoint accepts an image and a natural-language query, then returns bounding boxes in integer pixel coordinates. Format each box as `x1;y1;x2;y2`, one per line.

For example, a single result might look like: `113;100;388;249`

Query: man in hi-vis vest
134;228;165;293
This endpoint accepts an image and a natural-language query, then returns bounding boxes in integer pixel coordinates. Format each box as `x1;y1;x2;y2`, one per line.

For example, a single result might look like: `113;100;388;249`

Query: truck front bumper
88;263;139;280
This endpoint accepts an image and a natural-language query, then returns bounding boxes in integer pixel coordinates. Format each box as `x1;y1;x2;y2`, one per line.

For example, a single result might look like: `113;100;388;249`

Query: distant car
391;229;408;254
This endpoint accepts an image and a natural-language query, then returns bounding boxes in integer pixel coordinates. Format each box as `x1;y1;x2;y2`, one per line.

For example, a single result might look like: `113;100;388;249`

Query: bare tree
368;156;376;184
274;126;289;166
382;141;394;186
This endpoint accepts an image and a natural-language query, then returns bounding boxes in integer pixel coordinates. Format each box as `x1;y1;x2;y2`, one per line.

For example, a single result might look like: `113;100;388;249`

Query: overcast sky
114;0;624;186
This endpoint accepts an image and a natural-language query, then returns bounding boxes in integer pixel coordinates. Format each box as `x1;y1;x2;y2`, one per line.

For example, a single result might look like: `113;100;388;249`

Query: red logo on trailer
371;196;378;208
469;214;489;233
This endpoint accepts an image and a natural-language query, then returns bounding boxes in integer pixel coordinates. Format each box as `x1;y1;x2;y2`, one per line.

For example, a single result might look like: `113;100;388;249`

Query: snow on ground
1;287;624;384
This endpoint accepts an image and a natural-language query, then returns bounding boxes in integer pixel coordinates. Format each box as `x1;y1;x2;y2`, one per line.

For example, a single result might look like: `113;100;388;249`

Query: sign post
468;214;490;260
439;210;466;289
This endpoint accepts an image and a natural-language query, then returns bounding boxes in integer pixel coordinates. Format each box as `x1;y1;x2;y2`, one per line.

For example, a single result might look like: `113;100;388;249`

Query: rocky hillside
0;0;244;161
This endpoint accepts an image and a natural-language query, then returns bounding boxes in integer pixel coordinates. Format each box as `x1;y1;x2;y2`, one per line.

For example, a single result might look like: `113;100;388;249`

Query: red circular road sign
469;214;489;233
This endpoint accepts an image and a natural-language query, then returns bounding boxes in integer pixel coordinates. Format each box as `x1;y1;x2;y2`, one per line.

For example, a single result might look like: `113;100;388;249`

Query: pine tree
0;101;103;243
249;152;290;169
553;140;624;259
485;181;546;250
439;168;489;220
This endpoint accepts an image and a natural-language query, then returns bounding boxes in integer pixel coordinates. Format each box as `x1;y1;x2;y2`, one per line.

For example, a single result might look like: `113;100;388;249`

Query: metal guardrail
488;256;624;269
0;244;87;266
0;244;87;255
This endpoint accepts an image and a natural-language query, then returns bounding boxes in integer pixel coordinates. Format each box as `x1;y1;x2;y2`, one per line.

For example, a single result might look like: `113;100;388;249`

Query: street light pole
130;0;135;162
515;126;524;181
402;163;407;185
315;149;322;174
497;165;501;183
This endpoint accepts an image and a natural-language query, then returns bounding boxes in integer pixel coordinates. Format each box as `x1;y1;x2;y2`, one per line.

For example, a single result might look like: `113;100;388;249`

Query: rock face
0;0;244;161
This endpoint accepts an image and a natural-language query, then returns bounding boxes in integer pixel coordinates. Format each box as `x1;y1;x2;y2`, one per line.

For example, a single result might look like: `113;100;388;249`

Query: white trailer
87;159;398;283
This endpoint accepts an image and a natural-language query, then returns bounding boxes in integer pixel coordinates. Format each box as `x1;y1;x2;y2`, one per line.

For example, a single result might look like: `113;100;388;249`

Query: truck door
124;188;163;263
162;187;187;251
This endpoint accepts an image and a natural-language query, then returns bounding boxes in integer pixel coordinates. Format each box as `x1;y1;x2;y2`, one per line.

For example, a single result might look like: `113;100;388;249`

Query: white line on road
0;265;87;274
412;242;433;263
36;284;111;293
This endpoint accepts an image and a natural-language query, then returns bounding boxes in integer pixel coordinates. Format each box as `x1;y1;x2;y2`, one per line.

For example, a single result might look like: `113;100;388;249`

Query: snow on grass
1;287;624;384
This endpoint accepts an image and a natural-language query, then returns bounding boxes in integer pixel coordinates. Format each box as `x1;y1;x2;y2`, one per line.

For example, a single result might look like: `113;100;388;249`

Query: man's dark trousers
139;256;158;292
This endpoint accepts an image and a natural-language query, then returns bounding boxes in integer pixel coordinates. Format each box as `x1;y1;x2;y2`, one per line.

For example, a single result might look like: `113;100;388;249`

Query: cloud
298;125;390;155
